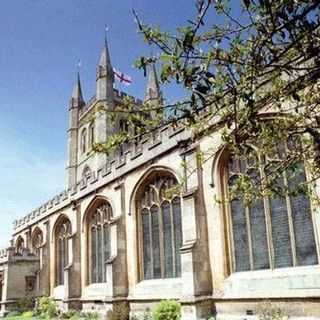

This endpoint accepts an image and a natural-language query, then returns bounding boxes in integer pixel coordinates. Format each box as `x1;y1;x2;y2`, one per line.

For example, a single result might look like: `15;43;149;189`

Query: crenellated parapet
79;89;143;118
13;122;188;234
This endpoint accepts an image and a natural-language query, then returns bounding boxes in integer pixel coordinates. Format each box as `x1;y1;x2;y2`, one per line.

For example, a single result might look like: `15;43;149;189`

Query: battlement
79;89;143;117
13;122;189;234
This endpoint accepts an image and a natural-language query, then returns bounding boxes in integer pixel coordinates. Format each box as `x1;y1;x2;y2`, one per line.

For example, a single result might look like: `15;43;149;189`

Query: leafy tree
95;0;320;203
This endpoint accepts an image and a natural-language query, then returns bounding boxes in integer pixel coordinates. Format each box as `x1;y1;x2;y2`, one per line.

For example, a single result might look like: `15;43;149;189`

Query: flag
113;68;132;86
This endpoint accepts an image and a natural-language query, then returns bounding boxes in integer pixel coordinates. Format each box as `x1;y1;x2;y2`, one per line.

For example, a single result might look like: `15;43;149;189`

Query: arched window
55;218;71;285
137;172;182;280
89;122;95;148
81;128;87;154
224;148;318;273
15;236;25;255
82;165;92;180
88;202;112;283
32;229;43;257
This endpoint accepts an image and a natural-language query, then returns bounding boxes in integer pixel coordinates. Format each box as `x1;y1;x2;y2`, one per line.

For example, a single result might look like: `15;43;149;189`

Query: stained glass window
89;202;112;283
138;173;182;280
56;219;71;285
226;148;318;273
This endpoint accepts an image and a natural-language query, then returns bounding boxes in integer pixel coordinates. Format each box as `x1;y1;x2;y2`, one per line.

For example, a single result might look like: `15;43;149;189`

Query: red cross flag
113;68;132;86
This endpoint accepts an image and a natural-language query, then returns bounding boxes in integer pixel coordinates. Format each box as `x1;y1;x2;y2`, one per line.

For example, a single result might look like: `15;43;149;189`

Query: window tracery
32;229;43;257
224;148;318;272
88;202;112;283
15;236;25;255
55;219;71;285
138;173;182;280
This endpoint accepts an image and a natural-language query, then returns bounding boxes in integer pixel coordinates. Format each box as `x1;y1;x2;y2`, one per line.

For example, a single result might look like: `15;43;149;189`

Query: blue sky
0;0;198;247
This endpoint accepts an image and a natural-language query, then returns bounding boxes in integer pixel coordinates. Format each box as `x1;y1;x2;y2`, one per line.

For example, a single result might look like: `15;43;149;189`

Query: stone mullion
95;225;99;283
225;173;236;273
158;203;165;279
148;209;154;279
245;206;254;270
170;200;176;277
101;220;106;282
259;157;275;270
283;171;297;267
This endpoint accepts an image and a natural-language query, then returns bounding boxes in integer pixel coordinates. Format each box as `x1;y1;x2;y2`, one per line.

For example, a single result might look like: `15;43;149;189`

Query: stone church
0;37;320;320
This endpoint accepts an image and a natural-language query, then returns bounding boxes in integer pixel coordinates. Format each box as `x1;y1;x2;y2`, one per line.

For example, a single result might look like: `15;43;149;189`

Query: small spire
145;63;161;102
71;71;84;106
99;26;112;69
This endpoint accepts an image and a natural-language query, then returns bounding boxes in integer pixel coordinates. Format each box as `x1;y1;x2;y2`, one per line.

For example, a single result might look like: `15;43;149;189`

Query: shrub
34;296;58;319
152;300;181;320
16;297;35;312
60;309;81;319
21;311;34;318
82;311;100;320
6;311;22;318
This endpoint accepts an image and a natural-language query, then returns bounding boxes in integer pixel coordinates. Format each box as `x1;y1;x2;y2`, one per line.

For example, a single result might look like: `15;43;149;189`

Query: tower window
81;128;87;154
89;122;95;148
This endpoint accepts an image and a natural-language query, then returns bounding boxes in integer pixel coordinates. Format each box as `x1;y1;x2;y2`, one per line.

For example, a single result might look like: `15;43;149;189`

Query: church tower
66;72;84;188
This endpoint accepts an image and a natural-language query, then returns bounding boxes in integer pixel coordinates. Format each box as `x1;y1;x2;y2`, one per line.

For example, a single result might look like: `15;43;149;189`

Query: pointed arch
15;235;25;255
130;166;181;212
53;215;72;286
31;227;44;256
132;166;183;281
82;195;113;284
82;165;92;180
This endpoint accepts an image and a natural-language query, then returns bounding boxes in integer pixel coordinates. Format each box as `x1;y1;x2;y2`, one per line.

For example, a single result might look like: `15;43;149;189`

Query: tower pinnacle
96;33;114;102
144;63;161;103
70;72;85;108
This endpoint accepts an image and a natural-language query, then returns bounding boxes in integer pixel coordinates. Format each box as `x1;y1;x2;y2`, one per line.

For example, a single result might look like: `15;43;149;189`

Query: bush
82;312;100;320
6;311;22;318
21;311;34;318
16;297;35;312
34;296;58;319
60;309;81;319
153;300;181;320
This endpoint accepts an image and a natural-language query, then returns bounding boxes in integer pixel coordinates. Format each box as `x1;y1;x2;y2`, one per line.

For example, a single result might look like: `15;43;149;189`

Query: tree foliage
97;0;320;203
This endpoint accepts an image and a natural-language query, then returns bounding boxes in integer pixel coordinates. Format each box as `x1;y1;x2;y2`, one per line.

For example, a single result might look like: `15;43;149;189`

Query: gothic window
89;122;95;148
55;218;71;286
82;166;92;180
138;173;182;280
15;236;25;255
32;229;43;257
88;202;112;283
224;148;318;273
81;128;87;154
